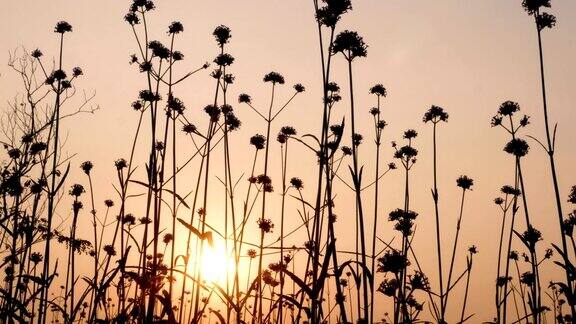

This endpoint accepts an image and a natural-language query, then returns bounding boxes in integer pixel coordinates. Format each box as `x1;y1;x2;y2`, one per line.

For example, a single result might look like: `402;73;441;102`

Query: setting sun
199;242;235;283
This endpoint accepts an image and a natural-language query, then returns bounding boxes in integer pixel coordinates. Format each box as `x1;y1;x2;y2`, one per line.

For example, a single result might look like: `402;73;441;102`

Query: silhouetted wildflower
72;67;83;77
223;73;234;84
494;197;504;205
491;115;503;127
61;80;72;89
501;185;521;196
468;245;478;254
567;186;576;204
378;278;399;296
536;12;556;30
213;25;231;46
519;115;530;127
370;107;380;116
69;184;85;197
139;90;161;102
498;101;520;116
182;123;197;134
148;40;170;59
378;249;410;274
509;250;519;261
79;161;93;175
55;21;72;33
377;120;387;129
131;101;143;111
7;148;20;159
522;225;542;251
330;124;343;136
409;271;430;290
247;249;257;259
497;276;512;287
163;234;173;244
225;113;241;131
562;212;576;236
341;146;352;155
370;84;387;97
281;126;297;136
31;49;43;58
290;177;303;189
123;214;136;226
103;245;116;256
30;142;47;154
115;158;128;170
394;145;418;160
250;134;266;150
262;270;279;287
167;95;185;115
258;218;274;233
104;199;114;207
504;138;530;157
388;162;396;170
264;72;285;84
168;21;183;34
332;30;367;60
30;252;43;264
294;83;305;93
315;0;352;27
423;105;449;123
403;129;418;139
172;51;184;61
522;0;551;15
139;217;152;224
53;69;67;81
139;61;152;72
353;133;363;146
214;53;234;66
456;175;474;190
124;12;140;25
204;104;221;121
238;93;252;104
520;271;535;285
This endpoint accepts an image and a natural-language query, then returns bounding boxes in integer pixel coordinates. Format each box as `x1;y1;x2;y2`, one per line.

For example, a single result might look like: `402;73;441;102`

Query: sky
1;0;576;322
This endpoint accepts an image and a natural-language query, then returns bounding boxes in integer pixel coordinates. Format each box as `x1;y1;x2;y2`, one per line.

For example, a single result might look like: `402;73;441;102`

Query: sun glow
200;242;235;283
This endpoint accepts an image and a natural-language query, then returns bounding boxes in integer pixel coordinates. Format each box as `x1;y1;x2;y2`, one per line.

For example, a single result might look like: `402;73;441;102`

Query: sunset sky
2;0;576;322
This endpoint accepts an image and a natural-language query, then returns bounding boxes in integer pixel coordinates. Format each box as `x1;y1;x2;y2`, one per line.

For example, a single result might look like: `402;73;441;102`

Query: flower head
498;101;520;116
293;83;305;93
536;12;556;31
148;40;170;60
213;25;232;46
31;49;43;58
522;0;551;15
315;0;352;27
69;184;85;197
166;95;185;115
331;30;368;60
403;129;418;139
81;161;93;175
214;53;235;66
168;21;184;34
504;138;530;157
369;84;387;97
257;218;274;233
423;105;449;123
55;21;72;33
250;134;266;150
238;93;252;104
264;72;285;84
378;249;410;274
290;177;303;190
124;12;140;25
456;175;474;190
567;186;576;204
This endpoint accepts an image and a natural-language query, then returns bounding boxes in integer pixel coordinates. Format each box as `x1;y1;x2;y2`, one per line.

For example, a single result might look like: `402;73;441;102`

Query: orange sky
2;0;576;322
